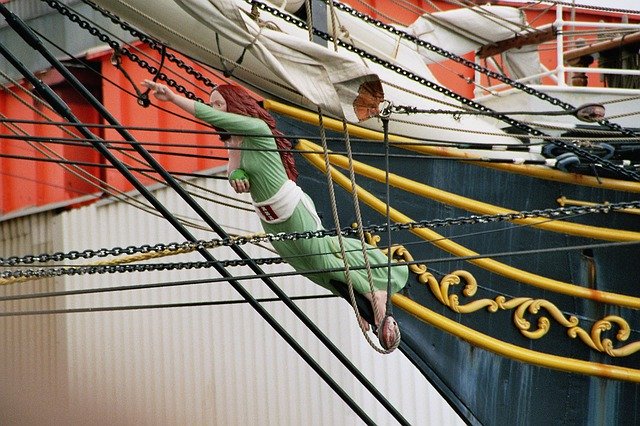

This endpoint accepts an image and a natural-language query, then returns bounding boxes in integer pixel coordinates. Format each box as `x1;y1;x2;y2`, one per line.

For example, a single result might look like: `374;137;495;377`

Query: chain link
3;200;639;268
44;0;640;180
244;0;640;181
0;256;286;280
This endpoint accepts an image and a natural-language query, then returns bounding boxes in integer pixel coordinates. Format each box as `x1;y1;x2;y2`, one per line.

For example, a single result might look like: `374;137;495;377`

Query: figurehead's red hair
216;84;298;182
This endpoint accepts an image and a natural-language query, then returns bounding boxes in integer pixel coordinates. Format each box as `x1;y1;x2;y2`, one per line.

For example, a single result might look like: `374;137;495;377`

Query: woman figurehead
211;84;298;182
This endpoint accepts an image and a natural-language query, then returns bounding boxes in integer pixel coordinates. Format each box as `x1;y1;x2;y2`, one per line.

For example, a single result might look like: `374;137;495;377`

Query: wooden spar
476;26;556;58
564;31;640;61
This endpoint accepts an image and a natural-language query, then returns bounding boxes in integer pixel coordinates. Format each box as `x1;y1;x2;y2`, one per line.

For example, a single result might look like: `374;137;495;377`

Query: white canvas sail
175;0;383;122
407;5;541;79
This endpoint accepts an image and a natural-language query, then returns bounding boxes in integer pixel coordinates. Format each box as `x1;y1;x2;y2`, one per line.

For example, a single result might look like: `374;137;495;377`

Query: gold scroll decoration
369;232;640;358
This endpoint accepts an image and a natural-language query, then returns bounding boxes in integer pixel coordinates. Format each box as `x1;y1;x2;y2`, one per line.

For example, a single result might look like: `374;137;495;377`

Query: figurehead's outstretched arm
142;80;196;114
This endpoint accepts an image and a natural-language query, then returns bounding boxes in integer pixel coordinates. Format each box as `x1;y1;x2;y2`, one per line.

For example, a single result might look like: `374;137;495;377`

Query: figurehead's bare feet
357;315;371;332
364;290;400;351
378;315;400;350
364;290;389;328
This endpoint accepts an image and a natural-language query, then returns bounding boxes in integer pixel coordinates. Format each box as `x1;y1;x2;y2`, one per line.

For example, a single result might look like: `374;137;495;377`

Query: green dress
195;102;408;295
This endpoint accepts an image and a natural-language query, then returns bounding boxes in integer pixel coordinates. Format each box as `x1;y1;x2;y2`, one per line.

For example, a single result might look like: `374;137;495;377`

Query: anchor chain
2;200;640;267
247;0;640;180
0;257;286;280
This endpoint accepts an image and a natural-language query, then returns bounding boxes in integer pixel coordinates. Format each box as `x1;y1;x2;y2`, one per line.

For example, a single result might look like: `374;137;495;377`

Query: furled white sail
176;0;384;122
89;0;532;157
407;5;541;79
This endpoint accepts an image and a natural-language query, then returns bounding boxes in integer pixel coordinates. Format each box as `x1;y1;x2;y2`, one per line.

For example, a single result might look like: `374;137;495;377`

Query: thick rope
316;109;391;353
340;116;399;353
304;0;314;42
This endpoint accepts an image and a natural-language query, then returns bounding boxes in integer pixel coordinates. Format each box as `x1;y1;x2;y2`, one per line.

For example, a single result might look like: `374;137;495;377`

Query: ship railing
473;4;640;98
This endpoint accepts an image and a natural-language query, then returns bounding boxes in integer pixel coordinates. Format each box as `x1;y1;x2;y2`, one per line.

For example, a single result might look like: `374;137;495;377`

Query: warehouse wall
0;169;463;425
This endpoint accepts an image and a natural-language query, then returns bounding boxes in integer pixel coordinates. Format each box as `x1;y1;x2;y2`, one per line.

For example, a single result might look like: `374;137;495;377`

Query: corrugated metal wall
0;170;464;425
0;211;69;424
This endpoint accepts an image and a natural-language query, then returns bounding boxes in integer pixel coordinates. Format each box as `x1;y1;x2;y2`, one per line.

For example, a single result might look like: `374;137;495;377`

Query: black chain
246;0;640;181
0;257;286;280
82;0;219;89
42;0;217;102
44;0;640;180
2;200;639;267
324;0;640;139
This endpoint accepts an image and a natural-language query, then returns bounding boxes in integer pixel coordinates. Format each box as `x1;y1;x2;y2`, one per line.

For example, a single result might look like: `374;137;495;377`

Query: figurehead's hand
142;80;173;102
228;168;251;193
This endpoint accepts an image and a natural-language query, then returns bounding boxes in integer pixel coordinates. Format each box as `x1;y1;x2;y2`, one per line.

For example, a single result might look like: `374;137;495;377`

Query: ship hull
276;112;640;425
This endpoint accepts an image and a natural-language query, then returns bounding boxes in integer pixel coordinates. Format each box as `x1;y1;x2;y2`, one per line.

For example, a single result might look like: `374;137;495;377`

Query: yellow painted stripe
328;144;640;241
298;138;640;241
298;140;640;309
392;294;640;382
265;99;640;193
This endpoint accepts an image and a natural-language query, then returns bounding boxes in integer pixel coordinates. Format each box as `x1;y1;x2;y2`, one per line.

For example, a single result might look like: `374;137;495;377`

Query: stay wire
382;114;393;314
0;79;192;223
0;152;221;179
3;10;385;424
32;8;413;421
9;115;634;145
0;294;339;318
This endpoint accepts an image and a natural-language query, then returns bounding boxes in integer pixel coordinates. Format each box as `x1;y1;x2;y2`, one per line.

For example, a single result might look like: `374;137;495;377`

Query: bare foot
364;290;400;350
364;290;388;327
378;315;400;350
357;315;370;332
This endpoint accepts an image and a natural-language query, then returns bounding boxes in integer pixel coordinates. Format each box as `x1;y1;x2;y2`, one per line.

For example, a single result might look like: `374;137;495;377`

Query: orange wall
1;1;638;216
98;45;227;192
0;45;227;215
353;0;640;98
0;83;100;214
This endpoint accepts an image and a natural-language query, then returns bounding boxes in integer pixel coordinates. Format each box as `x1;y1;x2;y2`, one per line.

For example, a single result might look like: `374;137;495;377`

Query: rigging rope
4;24;266;219
241;0;640;180
0;72;177;220
317;109;391;353
4;116;639;144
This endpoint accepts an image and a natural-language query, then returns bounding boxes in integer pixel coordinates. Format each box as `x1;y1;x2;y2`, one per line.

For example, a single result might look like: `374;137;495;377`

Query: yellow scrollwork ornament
383;240;640;358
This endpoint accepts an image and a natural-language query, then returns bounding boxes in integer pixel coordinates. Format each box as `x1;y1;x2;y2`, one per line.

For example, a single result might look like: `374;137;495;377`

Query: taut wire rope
381;108;394;318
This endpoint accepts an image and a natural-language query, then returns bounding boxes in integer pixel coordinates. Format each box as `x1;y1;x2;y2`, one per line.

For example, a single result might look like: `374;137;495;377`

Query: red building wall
0;44;227;215
0;1;637;216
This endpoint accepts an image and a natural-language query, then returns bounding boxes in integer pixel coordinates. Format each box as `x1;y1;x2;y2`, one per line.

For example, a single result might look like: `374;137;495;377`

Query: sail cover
406;5;541;80
175;0;383;122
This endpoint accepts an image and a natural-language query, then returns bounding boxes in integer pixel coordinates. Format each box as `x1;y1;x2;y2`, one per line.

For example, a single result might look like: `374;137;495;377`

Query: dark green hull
278;113;640;426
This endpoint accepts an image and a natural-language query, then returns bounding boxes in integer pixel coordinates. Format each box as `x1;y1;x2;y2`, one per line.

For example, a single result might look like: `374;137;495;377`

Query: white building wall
0;212;69;425
0;172;464;426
